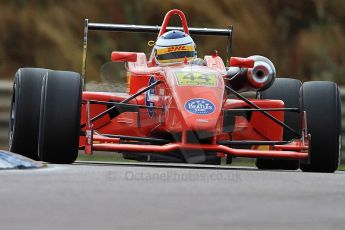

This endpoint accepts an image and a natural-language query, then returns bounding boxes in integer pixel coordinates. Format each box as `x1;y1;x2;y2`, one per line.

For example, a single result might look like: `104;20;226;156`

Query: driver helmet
154;30;196;65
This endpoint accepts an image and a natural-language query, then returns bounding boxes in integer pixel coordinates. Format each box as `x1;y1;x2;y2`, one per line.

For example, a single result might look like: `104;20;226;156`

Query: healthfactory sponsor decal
184;98;215;115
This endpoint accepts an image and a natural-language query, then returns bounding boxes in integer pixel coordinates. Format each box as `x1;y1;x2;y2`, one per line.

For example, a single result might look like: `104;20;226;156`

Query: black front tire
300;81;341;173
256;78;301;170
9;68;49;160
38;71;82;164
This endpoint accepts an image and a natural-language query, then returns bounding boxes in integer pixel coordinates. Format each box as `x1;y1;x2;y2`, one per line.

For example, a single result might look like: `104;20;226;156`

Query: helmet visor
155;45;196;64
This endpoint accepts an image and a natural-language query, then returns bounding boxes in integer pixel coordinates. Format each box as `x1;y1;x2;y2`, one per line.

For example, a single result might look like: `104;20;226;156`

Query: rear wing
88;22;232;36
82;19;233;84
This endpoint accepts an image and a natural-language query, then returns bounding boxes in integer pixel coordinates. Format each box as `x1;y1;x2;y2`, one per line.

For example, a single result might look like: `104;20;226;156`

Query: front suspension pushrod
81;80;161;128
225;85;300;137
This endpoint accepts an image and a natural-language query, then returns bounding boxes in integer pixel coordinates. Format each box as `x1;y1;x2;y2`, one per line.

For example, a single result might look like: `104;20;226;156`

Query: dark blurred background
0;0;344;84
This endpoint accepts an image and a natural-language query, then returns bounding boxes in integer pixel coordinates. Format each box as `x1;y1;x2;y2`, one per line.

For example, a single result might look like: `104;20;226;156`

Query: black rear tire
256;78;301;170
300;81;341;173
9;68;49;160
38;71;82;164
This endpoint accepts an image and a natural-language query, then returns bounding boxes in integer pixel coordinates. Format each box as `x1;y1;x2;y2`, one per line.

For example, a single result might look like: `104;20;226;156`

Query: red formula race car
9;9;342;172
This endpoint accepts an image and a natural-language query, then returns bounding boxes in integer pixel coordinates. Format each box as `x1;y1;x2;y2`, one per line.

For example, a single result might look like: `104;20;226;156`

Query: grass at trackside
338;164;345;171
76;153;345;170
77;153;133;162
77;153;253;167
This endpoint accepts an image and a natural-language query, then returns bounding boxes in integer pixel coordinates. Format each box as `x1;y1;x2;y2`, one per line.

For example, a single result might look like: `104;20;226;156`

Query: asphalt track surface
1;162;345;230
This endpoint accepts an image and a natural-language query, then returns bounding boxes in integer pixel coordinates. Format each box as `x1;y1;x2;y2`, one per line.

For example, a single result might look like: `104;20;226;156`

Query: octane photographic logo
106;170;242;183
184;98;215;115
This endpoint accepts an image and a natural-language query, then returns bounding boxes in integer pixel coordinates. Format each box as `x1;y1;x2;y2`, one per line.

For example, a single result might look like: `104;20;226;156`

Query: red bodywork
79;9;309;162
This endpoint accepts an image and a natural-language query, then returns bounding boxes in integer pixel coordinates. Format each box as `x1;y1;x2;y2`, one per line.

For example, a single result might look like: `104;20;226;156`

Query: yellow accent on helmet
156;45;195;55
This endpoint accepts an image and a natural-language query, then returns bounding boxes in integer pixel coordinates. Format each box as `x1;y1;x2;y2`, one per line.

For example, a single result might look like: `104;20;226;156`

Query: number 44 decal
175;71;217;87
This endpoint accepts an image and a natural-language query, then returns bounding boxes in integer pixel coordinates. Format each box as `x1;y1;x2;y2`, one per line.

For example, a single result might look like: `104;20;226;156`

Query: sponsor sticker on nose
184;98;215;115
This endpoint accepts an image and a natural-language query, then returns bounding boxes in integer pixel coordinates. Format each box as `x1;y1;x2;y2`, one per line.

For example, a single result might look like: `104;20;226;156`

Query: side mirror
111;52;137;62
